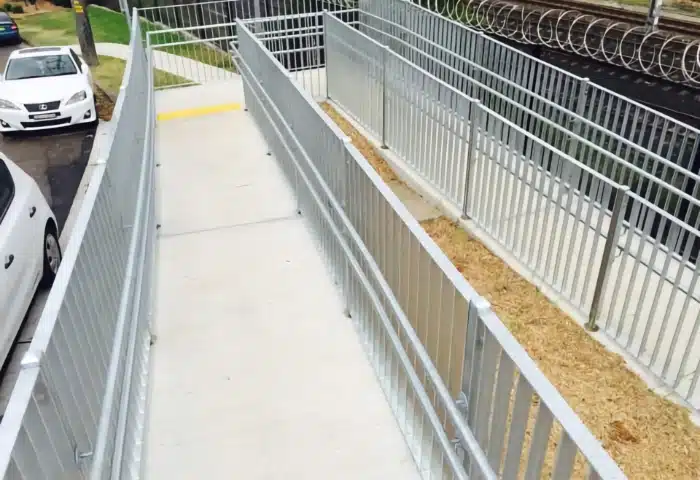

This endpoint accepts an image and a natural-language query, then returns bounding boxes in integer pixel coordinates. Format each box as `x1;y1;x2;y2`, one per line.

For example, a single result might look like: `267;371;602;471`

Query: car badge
39;104;47;110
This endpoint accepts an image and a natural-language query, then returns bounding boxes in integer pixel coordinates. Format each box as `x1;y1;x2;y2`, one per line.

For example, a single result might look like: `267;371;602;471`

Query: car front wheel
40;224;61;288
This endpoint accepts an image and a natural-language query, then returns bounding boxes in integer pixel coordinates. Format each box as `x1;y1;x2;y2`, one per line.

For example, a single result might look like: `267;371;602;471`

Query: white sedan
0;153;61;367
0;46;97;133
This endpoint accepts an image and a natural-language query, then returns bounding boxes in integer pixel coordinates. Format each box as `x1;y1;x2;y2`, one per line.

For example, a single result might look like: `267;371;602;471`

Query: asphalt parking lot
0;43;96;415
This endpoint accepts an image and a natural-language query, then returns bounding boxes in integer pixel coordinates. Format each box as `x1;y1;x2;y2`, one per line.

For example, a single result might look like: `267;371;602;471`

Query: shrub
10;3;23;13
2;3;12;11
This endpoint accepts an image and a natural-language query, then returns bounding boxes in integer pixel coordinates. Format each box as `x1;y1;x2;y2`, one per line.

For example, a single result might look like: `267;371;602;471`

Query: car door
0;159;33;354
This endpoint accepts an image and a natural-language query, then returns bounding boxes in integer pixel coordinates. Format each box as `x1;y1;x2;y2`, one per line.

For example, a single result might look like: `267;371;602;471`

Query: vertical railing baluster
381;44;390;149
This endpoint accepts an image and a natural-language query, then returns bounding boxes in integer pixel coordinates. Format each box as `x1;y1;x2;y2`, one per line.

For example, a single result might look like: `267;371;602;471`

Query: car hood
0;75;89;104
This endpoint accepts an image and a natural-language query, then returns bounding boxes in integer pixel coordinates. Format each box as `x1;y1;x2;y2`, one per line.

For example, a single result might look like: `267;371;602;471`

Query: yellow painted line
157;103;243;121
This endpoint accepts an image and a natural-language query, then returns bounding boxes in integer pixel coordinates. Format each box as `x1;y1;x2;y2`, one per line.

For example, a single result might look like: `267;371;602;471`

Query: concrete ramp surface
147;96;419;479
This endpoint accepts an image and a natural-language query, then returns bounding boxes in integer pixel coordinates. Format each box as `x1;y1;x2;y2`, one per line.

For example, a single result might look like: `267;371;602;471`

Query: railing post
381;45;391;149
587;185;630;331
341;137;352;211
252;0;262;33
646;0;663;30
462;99;481;219
341;140;353;318
573;78;590;125
458;296;491;471
476;31;486;70
323;10;330;100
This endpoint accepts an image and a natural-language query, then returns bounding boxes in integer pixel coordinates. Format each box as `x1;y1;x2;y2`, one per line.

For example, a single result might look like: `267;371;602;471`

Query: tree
72;0;99;66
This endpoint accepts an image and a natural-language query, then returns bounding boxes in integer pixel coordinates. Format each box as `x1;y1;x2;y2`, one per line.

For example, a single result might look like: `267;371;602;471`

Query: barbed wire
412;0;700;87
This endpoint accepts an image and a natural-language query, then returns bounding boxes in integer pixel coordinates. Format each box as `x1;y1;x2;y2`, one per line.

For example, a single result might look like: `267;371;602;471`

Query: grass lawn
92;55;192;93
14;5;131;45
13;5;235;71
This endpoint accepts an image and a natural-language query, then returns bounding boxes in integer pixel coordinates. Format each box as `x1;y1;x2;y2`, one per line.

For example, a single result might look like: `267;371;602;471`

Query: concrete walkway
146;85;420;479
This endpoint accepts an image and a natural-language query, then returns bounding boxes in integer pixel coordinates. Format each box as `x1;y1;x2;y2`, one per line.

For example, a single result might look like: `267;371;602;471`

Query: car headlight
66;90;87;105
0;99;19;110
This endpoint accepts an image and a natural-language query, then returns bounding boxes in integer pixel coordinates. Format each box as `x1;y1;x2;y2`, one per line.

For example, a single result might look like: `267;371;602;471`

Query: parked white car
0;153;61;367
0;46;97;133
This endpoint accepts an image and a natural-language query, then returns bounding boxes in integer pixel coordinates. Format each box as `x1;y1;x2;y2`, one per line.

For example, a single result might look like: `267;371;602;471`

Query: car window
5;54;78;81
0;159;14;225
69;49;82;72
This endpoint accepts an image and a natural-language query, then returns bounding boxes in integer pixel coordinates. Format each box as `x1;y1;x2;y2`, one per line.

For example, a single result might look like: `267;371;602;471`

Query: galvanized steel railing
322;9;700;410
0;1;688;477
135;0;355;43
355;6;700;236
309;3;700;410
130;0;700;418
359;0;700;187
239;14;626;479
0;14;155;480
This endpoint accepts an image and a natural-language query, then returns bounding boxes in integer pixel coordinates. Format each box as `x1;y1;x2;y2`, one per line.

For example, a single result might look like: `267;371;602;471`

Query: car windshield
4;54;77;81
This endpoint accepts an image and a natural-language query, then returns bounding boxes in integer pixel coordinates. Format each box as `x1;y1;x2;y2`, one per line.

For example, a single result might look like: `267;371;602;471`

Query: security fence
355;6;700;250
410;0;700;88
0;15;155;480
359;0;700;174
357;1;700;235
131;0;700;196
238;15;626;479
322;11;700;410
